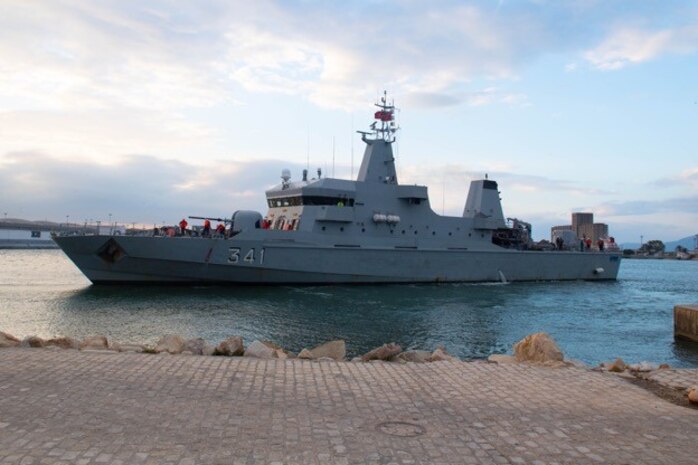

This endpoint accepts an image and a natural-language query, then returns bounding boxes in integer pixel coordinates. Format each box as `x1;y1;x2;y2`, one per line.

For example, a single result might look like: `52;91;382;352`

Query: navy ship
54;94;621;284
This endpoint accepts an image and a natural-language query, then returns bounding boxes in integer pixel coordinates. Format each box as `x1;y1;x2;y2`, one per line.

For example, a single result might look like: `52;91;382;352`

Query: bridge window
267;196;355;208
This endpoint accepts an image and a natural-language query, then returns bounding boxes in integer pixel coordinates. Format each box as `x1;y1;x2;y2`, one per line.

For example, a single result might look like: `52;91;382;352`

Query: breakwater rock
0;330;466;365
0;331;20;348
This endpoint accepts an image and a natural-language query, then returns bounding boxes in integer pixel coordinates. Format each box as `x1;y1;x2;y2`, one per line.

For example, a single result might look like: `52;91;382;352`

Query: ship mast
356;91;400;183
359;90;399;143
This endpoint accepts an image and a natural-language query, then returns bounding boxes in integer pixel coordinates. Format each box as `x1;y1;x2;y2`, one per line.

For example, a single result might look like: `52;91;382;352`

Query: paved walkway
639;367;698;390
0;349;697;465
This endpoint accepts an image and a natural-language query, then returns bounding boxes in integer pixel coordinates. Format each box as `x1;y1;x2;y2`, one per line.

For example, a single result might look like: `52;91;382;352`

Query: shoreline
4;331;697;403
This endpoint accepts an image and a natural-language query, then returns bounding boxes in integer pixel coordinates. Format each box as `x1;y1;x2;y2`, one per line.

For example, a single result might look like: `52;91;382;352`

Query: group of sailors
553;235;617;252
153;218;227;238
260;217;299;231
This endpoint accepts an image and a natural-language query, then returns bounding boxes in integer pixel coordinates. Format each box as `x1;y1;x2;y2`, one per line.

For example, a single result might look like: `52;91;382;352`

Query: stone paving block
0;349;697;464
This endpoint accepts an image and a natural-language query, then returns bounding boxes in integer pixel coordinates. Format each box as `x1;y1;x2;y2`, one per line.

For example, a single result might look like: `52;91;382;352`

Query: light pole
108;213;112;235
66;215;69;228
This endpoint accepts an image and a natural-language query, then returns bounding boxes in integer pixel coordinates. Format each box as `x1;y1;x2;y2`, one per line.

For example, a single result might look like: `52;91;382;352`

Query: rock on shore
393;350;432;363
21;335;45;348
80;335;109;350
183;338;212;356
513;332;564;364
244;340;292;359
214;336;245;356
46;337;79;350
429;346;458;362
688;386;698;405
0;331;20;348
298;340;346;361
155;335;185;354
606;358;627;372
361;343;402;361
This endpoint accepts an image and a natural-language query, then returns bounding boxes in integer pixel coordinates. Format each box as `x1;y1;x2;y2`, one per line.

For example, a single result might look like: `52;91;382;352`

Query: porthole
432;231;436;236
340;227;344;232
448;232;452;236
414;231;418;235
401;230;406;235
321;226;326;231
361;228;365;233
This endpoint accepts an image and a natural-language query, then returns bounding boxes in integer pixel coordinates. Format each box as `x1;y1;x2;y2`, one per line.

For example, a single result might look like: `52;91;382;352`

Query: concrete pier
1;349;697;465
674;304;698;343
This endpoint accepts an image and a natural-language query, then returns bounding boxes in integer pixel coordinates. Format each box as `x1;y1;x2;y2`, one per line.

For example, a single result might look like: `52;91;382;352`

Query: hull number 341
228;247;265;265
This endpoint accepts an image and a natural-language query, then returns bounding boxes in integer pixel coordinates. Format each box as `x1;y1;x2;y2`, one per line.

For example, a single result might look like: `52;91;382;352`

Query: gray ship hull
53;234;621;284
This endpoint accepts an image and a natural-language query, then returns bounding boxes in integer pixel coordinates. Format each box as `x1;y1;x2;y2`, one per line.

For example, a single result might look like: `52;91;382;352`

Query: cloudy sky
1;0;696;243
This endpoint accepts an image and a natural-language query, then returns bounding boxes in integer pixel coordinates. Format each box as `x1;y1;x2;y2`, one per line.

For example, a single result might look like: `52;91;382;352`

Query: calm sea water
1;249;697;367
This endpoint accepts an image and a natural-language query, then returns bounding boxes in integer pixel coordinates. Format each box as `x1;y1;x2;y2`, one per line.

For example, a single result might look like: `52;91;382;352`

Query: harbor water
1;249;697;367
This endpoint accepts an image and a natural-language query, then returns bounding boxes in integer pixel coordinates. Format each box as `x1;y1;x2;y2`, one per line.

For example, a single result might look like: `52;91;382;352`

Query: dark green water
1;249;697;366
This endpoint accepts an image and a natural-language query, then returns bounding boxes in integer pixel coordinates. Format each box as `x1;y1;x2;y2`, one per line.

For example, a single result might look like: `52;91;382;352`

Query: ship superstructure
53;94;621;284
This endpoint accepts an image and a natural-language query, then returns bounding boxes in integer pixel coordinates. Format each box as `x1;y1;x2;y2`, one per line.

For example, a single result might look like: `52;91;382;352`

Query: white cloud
0;110;217;163
0;151;302;223
403;88;528;109
584;25;698;70
2;0;697;118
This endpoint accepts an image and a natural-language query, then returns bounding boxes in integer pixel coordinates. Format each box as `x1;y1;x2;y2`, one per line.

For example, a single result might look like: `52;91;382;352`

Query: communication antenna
332;136;336;178
350;115;354;180
442;177;446;215
306;126;310;171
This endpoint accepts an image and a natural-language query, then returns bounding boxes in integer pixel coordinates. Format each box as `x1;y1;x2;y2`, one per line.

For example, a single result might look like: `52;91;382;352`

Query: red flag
374;110;393;122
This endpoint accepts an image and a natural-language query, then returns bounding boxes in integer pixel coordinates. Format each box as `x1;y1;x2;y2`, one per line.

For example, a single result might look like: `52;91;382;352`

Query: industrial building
551;212;609;249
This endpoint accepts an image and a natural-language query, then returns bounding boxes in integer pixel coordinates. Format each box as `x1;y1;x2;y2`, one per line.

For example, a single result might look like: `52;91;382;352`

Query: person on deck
178;218;188;236
202;219;211;237
215;223;225;237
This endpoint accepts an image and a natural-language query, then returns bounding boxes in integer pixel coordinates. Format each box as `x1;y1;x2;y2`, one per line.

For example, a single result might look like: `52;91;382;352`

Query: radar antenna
359;90;399;143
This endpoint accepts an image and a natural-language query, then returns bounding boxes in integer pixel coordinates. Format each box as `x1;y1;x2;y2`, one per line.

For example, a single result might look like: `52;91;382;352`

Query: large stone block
674;305;698;343
0;331;20;348
244;340;277;359
297;340;345;361
80;335;109;350
513;332;564;363
21;335;45;348
154;335;185;354
361;343;401;362
45;337;80;350
214;336;244;356
182;338;207;355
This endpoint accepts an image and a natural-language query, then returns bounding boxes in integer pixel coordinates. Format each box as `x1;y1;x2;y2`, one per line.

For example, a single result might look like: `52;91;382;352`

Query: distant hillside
665;235;697;251
621;235;696;251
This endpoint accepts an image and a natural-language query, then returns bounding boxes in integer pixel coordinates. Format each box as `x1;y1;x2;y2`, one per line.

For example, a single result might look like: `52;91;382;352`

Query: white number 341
227;247;264;265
